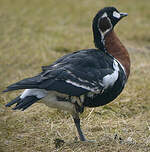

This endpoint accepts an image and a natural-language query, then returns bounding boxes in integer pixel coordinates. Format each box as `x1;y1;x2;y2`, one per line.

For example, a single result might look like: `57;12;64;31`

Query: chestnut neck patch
98;17;112;33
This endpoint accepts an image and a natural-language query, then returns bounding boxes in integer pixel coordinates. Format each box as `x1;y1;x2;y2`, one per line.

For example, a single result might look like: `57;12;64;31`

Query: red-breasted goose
4;7;130;141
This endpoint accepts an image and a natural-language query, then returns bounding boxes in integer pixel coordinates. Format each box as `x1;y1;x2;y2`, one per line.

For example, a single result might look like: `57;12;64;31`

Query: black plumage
4;49;126;101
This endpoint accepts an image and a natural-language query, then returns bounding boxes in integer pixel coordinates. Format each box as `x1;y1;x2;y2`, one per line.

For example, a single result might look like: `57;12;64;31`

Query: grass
0;0;150;151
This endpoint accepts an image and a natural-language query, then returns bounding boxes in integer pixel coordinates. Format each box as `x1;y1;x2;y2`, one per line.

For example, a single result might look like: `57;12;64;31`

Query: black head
93;7;128;51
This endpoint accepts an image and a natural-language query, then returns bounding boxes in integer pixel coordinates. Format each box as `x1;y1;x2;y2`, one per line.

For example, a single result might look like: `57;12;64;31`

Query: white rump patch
113;11;121;19
102;60;119;89
20;89;47;99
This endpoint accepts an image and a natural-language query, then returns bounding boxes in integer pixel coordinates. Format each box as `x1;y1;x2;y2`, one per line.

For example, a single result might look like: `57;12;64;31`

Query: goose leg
73;115;86;141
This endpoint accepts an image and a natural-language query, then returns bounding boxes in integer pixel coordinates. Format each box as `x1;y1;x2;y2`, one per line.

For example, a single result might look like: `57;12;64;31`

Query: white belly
42;91;76;115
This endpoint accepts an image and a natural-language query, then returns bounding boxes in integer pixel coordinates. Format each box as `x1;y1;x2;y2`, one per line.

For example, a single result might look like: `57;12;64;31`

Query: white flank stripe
20;89;47;99
102;60;119;89
115;59;126;76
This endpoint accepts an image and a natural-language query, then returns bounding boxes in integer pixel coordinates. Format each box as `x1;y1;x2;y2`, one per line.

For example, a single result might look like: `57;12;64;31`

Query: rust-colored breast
105;30;130;78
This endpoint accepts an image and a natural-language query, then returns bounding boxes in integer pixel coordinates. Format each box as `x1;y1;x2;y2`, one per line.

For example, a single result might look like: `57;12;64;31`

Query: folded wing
4;49;115;97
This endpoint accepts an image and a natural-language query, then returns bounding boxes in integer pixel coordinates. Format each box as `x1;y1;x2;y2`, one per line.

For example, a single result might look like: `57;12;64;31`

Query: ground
0;0;150;151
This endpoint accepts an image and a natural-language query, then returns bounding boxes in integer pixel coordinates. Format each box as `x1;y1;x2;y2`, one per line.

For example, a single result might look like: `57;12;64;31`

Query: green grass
0;0;150;151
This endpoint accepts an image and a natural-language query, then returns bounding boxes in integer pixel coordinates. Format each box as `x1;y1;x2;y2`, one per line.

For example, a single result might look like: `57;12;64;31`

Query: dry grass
0;0;150;151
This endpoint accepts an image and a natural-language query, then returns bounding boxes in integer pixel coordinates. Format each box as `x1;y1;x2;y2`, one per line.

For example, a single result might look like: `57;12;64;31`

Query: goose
4;7;130;141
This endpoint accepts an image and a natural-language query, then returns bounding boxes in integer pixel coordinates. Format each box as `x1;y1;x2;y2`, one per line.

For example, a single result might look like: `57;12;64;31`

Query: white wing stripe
65;80;100;93
66;70;96;85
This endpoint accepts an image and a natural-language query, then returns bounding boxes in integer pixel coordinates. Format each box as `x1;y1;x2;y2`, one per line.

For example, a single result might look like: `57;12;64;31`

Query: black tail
5;96;39;111
3;75;41;92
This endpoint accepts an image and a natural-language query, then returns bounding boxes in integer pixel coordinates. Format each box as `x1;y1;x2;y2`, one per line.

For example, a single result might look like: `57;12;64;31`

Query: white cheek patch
113;11;121;19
